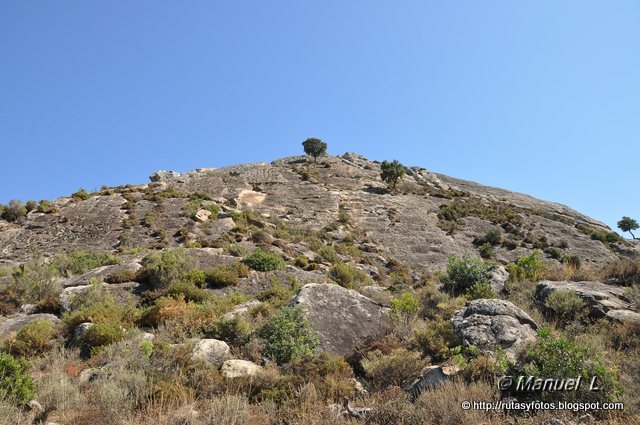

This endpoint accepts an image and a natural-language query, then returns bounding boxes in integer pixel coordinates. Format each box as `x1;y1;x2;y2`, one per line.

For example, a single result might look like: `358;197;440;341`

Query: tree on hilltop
380;160;405;191
618;216;638;239
302;138;327;162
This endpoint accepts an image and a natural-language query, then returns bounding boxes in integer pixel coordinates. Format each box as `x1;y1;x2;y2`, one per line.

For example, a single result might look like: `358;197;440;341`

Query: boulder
220;359;263;378
407;365;459;400
289;283;390;356
59;281;140;312
489;265;510;294
190;339;230;368
0;313;61;336
222;300;262;320
61;262;141;288
451;299;538;361
73;322;95;341
535;280;638;322
194;209;212;222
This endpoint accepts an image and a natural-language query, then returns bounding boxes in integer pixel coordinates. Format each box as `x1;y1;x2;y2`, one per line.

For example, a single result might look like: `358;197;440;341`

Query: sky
1;1;639;234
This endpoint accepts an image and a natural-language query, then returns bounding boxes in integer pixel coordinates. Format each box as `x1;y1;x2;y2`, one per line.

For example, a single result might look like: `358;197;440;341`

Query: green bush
478;243;493;259
390;292;420;323
591;231;621;244
475;229;502;246
25;200;37;212
71;188;91;201
441;255;491;297
52;251;119;277
203;262;249;288
361;348;428;390
2;200;27;222
166;281;214;303
505;250;547;283
317;246;339;264
0;353;35;404
515;329;620;402
380;160;405;190
466;281;496;300
328;262;372;288
257;307;319;364
301;137;328;162
3;261;62;313
6;319;59;357
141;249;196;289
563;255;581;270
35;200;57;213
242;249;285;272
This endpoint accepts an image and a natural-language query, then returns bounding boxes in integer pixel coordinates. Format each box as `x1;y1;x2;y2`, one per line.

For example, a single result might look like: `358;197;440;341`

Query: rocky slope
0;152;632;270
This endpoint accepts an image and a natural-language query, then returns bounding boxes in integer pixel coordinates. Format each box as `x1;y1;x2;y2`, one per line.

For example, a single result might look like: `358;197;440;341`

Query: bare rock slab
221;359;263;378
289;283;390;356
535;280;638;322
190;339;231;368
451;299;538;361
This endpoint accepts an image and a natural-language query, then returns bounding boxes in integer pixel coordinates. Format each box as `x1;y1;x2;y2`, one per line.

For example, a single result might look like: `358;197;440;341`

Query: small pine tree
301;138;327;162
380;160;405;190
617;216;638;239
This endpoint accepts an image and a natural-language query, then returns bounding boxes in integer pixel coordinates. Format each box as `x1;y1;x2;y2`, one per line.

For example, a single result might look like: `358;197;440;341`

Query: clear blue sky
1;1;638;233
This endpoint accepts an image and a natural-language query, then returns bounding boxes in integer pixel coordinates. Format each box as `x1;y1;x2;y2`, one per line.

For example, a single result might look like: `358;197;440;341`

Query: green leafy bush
203;262;249;288
257;307;318;364
2;261;62;313
390;292;420;323
441;255;491;297
301;137;327;162
380;160;405;190
544;290;588;324
328;262;372;288
71;188;91;201
242;249;285;272
52;251;119;277
411;318;458;362
466;281;496;300
166;281;214;303
591;230;621;244
317;245;339;264
505;250;547;283
141;249;196;289
0;353;35;403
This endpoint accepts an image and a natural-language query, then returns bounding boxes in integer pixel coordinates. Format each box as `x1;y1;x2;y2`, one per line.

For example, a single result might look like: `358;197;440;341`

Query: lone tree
302;138;327;162
380;160;405;190
618;216;639;239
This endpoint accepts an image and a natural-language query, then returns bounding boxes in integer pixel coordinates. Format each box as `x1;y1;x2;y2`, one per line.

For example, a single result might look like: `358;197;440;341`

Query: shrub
591;230;621;244
478;242;493;259
206;316;250;346
301;137;327;162
24;200;37;212
226;243;247;257
412;318;458;362
390;292;420;323
505;250;547;282
294;255;309;268
105;268;139;284
441;255;491;297
475;228;502;246
380;159;405;190
0;353;35;404
204;262;250;288
71;188;91;201
35;200;57;214
2;261;62;313
317;245;339;264
141;249;196;289
257;307;319;364
515;328;620;402
563;255;581;269
242;249;285;272
166;281;214;303
603;258;640;286
544;246;564;260
6;319;59;357
328;262;372;288
361;348;428;390
52;251;119;277
466;281;495;300
2;200;27;222
544;290;588;325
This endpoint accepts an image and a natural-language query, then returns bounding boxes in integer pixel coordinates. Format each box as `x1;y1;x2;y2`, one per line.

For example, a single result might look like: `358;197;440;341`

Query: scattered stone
452;299;538;361
406;365;459;400
194;209;212;222
190;339;230;368
73;322;95;342
289;283;390;356
20;304;37;314
27;400;44;415
79;368;101;386
222;300;262;320
221;359;263;378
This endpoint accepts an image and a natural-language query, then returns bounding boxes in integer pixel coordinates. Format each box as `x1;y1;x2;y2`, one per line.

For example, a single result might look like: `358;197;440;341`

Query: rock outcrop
0;313;61;336
221;360;263;378
451;299;538;360
535;280;639;323
289;283;390;356
190;339;231;368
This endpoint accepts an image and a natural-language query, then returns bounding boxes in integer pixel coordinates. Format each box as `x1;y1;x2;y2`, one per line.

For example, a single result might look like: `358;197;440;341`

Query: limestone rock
452;299;538;360
535;280;638;322
194;209;212;222
289;283;390;356
221;359;263;378
407;365;458;400
190;339;231;368
222;300;262;320
489;265;510;294
61;262;141;288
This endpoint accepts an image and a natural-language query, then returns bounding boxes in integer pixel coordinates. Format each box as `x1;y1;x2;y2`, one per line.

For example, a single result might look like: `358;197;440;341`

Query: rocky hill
0;152;638;424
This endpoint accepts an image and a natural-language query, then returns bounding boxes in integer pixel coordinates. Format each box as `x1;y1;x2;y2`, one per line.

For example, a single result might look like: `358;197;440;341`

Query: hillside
0;152;638;424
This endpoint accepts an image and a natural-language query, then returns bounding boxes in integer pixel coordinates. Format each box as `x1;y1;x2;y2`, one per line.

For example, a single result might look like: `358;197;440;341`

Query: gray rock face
0;313;61;336
73;322;95;341
535;280;638;322
220;359;263;378
452;299;538;360
489;265;510;294
407;365;458;400
289;283;390;356
190;339;231;368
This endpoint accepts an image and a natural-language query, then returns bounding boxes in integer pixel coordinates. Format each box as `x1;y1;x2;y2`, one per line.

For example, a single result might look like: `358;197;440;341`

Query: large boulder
0;313;61;336
451;299;538;361
190;339;231;368
289;283;390;356
61;262;142;288
535;280;638;322
220;360;263;378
